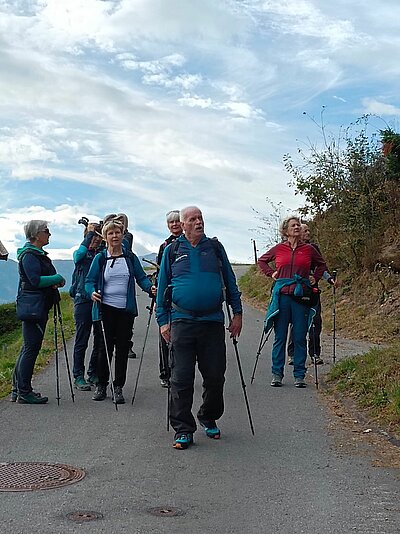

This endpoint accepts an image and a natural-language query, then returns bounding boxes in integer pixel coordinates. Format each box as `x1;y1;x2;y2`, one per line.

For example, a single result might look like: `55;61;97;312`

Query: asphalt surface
0;275;399;534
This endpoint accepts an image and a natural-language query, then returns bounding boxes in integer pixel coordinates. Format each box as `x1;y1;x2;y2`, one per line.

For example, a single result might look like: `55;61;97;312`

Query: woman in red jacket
258;216;327;388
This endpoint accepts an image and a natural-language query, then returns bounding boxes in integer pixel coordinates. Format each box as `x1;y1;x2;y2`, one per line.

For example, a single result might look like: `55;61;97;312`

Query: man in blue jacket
156;206;243;450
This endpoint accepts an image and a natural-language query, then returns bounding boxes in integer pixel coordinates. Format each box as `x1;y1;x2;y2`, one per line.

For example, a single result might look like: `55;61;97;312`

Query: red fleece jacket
258;241;328;295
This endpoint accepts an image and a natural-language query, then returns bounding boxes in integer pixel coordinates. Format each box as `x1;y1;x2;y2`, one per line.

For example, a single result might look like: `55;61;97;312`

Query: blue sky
1;0;400;263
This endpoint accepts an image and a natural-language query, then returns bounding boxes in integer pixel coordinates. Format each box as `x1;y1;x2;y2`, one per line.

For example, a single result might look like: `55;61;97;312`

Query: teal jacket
264;275;316;333
156;234;242;327
85;249;153;321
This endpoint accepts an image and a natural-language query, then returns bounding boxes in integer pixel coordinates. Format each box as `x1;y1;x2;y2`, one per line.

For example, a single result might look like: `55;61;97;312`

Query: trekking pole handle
331;270;337;281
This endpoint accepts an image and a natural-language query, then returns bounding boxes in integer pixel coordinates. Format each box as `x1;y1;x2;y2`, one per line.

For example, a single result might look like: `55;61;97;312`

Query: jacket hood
17;242;46;260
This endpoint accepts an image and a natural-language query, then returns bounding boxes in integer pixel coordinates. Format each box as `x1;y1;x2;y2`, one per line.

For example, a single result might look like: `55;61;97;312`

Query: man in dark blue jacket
156;206;242;450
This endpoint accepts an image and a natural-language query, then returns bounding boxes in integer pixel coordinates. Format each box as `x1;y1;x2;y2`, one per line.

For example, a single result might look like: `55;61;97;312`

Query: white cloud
362;98;400;117
1;1;400;263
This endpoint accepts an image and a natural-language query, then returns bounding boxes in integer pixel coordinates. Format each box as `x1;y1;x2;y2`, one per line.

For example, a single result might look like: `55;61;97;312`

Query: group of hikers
11;207;336;450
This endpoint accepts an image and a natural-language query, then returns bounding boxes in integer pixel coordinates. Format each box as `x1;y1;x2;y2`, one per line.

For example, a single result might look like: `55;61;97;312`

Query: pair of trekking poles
251;270;338;389
53;299;75;404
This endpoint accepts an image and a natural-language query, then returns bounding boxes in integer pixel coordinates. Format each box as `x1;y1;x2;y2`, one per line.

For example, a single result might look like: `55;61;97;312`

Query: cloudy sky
1;0;399;263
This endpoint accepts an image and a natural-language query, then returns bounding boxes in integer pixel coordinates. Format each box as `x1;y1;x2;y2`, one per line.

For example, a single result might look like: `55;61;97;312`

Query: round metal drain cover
66;511;103;522
148;507;184;517
0;462;86;492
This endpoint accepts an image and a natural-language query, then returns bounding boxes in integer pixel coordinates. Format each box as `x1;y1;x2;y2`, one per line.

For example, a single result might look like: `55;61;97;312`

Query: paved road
0;279;399;533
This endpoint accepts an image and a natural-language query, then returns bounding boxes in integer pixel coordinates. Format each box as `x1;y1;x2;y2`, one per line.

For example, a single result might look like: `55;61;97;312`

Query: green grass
0;293;75;398
325;343;400;436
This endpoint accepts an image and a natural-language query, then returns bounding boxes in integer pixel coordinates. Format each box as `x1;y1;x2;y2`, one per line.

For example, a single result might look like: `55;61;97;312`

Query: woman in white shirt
86;220;156;404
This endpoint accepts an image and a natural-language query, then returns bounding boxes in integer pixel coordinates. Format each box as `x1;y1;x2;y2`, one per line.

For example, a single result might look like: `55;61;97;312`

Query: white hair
24;220;48;240
166;210;180;223
180;206;201;222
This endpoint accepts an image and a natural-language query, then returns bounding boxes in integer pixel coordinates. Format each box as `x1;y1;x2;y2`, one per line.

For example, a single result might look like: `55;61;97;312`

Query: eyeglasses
41;228;50;234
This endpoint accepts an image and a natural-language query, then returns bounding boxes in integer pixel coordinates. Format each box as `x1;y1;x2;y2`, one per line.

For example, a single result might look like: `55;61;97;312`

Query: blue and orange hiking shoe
198;420;221;439
172;433;194;450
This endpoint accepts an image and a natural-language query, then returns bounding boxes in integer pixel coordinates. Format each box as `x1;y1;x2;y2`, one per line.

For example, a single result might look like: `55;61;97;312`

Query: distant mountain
0;252;157;304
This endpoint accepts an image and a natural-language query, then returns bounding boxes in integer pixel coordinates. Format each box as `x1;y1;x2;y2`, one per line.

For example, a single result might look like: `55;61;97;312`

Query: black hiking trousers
169;320;226;435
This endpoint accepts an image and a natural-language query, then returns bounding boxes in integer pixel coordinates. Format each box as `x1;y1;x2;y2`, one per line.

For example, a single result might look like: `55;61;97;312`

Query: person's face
90;235;102;250
167;218;182;237
285;219;301;238
106;227;123;248
36;227;51;248
182;208;204;242
300;224;311;242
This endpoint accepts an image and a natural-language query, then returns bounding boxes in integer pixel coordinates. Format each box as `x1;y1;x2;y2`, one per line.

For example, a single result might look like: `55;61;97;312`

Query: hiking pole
97;301;118;411
53;304;61;405
55;300;75;403
332;270;337;364
143;258;160;270
311;320;319;389
164;341;172;432
250;327;272;384
225;302;255;436
131;297;156;405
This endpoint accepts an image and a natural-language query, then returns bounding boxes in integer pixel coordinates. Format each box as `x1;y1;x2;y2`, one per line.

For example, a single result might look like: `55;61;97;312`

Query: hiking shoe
112;386;125;404
160;378;170;388
198;419;221;439
92;384;107;401
270;374;283;387
87;374;99;385
74;376;91;391
294;377;306;388
288;357;294;365
128;348;137;359
311;356;324;365
12;390;42;402
173;433;194;450
17;392;48;404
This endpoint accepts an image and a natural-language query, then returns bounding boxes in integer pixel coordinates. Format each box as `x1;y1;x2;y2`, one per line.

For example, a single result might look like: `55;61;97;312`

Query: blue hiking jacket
85;248;152;321
156;234;242;327
70;231;100;304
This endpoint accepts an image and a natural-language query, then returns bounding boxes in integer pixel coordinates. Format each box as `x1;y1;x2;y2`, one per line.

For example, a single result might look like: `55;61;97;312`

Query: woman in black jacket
12;220;65;404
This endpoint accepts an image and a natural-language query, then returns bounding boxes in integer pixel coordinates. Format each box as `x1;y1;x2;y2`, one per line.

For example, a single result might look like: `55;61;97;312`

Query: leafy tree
283;114;400;272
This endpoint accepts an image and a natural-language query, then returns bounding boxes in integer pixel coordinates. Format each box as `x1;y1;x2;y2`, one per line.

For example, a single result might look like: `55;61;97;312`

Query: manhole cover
66;511;103;522
148;507;184;517
0;462;86;492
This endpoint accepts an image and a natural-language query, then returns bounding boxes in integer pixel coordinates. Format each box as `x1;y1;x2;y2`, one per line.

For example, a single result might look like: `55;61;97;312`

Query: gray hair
180;206;201;222
166;210;180;223
116;213;128;231
24;220;48;240
279;215;301;239
103;213;117;226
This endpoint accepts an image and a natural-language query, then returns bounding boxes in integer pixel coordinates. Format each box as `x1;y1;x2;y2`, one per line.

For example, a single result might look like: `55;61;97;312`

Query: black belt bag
290;285;320;307
16;290;46;322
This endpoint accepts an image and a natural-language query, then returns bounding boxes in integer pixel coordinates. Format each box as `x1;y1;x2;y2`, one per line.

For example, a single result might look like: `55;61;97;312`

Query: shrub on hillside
0;303;19;336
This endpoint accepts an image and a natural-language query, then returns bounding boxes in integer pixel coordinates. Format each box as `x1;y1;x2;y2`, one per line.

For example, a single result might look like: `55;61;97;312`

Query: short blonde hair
279;216;301;239
102;220;123;239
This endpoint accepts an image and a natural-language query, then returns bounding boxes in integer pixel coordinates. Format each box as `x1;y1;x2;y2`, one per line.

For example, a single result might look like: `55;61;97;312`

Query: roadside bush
0;303;18;336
